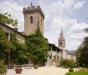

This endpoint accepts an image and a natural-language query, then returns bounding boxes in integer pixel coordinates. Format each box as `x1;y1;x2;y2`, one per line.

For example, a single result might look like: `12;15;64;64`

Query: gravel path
6;66;68;75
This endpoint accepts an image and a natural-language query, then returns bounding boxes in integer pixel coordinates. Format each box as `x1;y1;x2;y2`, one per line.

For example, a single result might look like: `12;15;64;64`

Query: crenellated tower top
23;3;44;35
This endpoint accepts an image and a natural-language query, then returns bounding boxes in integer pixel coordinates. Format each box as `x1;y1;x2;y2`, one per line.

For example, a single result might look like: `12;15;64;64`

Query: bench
23;64;33;69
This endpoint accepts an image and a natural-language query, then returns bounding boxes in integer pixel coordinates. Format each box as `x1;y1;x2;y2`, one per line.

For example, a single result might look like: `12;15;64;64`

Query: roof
0;22;25;38
49;43;62;52
65;50;76;55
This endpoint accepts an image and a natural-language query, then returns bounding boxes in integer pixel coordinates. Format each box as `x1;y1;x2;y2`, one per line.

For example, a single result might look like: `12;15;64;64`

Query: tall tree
0;13;18;26
77;37;88;67
26;23;49;66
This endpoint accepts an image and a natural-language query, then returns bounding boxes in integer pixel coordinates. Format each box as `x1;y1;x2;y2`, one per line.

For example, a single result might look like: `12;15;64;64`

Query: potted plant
34;64;38;69
15;61;22;74
15;65;22;74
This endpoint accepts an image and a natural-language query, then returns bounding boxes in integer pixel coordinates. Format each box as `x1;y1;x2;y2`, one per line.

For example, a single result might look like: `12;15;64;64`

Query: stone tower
58;30;65;49
58;30;66;59
23;3;44;35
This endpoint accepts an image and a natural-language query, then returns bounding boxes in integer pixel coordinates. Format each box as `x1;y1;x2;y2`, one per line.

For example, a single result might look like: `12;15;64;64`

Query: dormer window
30;16;33;24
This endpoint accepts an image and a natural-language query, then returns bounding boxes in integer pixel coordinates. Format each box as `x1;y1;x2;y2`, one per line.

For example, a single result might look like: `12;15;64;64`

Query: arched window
30;16;33;24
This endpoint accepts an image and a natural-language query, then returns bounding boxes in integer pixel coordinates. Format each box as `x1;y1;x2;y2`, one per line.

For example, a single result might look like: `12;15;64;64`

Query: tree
0;60;7;75
26;23;49;66
77;37;88;67
0;13;18;26
60;59;75;68
0;12;18;68
0;27;13;61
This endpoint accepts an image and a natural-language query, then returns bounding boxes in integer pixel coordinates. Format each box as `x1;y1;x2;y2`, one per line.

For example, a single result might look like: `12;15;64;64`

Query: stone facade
66;53;76;61
65;50;76;61
46;44;62;66
23;3;44;35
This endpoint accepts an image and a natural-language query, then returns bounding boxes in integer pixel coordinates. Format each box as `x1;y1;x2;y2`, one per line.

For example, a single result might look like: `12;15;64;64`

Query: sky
0;0;88;50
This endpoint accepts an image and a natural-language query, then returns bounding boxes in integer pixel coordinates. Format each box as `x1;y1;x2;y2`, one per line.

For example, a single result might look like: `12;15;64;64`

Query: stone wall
23;5;44;35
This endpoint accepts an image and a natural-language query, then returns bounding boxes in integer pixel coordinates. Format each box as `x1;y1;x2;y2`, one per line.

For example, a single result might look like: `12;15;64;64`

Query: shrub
65;72;70;75
69;68;74;72
78;67;88;71
60;59;75;68
0;60;7;75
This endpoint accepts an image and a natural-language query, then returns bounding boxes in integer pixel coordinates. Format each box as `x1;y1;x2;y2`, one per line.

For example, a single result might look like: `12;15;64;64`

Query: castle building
0;3;76;68
23;3;44;35
0;3;46;68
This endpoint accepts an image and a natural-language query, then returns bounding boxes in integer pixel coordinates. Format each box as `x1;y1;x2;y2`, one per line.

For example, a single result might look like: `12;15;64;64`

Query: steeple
58;30;66;59
58;29;65;50
59;29;64;40
31;2;33;6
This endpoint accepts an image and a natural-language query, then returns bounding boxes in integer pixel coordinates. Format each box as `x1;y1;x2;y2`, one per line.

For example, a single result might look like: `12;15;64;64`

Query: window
59;42;62;46
30;16;33;24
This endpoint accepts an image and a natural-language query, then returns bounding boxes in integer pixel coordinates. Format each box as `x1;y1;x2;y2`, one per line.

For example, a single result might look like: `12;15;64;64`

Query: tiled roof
65;50;76;55
0;22;25;37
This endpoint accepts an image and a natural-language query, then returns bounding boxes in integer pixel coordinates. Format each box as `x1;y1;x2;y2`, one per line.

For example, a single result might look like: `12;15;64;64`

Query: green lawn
66;71;88;75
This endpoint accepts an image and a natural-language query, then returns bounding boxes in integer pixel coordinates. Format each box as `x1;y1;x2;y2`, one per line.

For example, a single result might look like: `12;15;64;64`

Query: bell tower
58;30;66;59
58;30;65;50
23;3;44;35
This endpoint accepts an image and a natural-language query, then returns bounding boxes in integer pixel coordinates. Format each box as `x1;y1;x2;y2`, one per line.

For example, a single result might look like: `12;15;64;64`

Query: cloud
43;0;86;31
66;21;88;50
63;0;74;9
0;1;24;31
43;0;87;50
74;1;85;9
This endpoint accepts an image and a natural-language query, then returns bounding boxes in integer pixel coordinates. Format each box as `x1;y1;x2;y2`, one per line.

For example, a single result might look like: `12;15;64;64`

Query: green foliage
60;59;75;68
0;60;7;75
0;28;13;61
69;68;74;72
0;12;28;65
11;33;28;65
26;23;49;65
77;37;88;68
78;68;88;71
0;13;18;26
0;27;28;65
65;71;88;75
65;72;71;75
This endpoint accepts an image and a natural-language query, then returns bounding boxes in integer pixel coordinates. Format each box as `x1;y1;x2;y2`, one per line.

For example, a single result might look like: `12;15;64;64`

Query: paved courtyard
6;66;68;75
